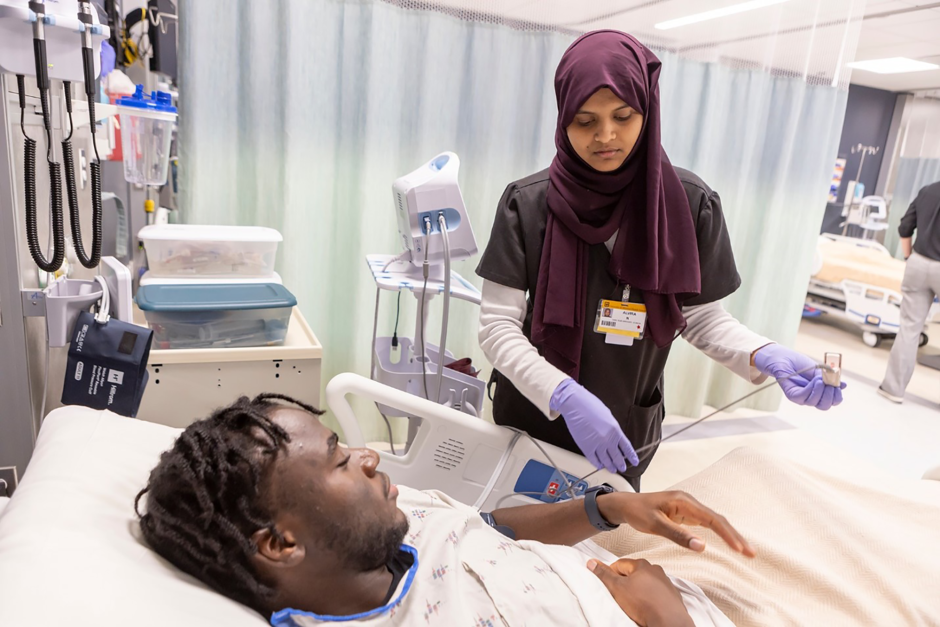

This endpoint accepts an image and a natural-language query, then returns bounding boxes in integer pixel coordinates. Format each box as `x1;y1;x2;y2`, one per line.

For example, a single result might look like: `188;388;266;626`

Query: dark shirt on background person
899;181;940;261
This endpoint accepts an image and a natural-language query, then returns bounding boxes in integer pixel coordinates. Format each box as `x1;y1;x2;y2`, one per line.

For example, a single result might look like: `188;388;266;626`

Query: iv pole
841;143;881;236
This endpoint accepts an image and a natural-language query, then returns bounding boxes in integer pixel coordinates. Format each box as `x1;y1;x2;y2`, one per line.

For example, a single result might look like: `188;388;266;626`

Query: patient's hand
588;558;694;627
599;490;756;557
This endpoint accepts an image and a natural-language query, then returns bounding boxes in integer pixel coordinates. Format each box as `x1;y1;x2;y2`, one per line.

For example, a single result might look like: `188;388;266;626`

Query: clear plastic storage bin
139;224;283;278
116;86;177;186
136;283;296;350
139;271;283;286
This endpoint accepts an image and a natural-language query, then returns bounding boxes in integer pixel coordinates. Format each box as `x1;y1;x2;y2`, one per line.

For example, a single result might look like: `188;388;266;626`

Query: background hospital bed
805;234;939;347
0;375;626;626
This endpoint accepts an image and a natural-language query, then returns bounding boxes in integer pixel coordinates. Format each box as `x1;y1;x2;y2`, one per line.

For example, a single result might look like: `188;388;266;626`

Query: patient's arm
490;490;754;556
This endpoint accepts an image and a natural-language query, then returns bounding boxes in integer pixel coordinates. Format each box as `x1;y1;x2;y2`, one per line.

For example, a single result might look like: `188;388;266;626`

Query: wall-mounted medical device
393;152;477;267
0;1;109;82
1;0;111;274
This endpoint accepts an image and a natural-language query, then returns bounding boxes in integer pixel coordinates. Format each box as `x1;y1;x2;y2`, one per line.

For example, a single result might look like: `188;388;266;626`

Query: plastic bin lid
115;85;178;113
138;223;283;242
136;284;296;312
139;271;283;286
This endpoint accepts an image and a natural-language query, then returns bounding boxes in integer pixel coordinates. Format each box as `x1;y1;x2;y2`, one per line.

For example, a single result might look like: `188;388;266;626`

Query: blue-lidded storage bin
136;284;296;349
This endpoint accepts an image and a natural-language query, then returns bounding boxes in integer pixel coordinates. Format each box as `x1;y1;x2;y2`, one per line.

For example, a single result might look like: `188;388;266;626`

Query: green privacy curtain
179;0;857;439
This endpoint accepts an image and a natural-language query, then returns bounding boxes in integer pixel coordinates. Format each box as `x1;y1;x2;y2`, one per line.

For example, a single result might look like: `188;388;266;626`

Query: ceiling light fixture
847;57;940;74
655;0;792;30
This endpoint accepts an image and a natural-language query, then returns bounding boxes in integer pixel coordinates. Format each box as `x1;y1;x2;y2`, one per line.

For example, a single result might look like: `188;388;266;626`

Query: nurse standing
476;31;844;490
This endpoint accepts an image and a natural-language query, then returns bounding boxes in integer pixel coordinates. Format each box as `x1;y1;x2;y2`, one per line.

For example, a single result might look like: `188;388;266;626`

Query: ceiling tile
856;27;914;48
855;41;940;60
864;0;920;15
866;7;940;31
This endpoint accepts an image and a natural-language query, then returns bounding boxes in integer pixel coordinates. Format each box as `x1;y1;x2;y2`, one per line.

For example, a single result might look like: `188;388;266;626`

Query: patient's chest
387;487;594;626
280;487;636;627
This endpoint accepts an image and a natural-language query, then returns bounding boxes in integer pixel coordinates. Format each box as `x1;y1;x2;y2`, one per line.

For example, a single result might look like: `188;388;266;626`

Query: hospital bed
805;233;940;347
3;375;939;627
0;374;627;627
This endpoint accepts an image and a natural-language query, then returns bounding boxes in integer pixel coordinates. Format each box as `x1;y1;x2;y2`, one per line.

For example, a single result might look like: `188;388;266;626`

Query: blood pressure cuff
480;512;516;539
61;311;153;417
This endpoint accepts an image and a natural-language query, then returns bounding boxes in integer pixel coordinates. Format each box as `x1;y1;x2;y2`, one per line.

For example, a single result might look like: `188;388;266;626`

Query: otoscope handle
16;75;27;111
32;38;48;92
81;47;97;96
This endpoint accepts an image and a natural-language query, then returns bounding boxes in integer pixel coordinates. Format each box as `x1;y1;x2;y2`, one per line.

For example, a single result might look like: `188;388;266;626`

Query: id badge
594;299;647;342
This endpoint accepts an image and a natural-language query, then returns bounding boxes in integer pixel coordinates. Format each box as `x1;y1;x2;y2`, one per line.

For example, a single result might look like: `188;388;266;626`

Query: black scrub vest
476;167;742;484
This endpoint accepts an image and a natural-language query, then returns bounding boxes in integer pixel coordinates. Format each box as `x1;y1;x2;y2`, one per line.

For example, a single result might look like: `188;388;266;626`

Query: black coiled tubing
20;74;65;273
62;81;102;268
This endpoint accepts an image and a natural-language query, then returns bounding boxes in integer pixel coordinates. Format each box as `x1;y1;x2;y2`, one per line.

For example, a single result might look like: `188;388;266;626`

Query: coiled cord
19;74;65;273
61;81;102;268
38;85;53;162
88;98;100;162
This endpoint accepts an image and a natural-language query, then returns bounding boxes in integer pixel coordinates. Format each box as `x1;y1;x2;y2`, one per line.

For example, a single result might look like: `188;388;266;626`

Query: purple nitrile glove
753;344;847;410
550;378;638;473
99;40;116;79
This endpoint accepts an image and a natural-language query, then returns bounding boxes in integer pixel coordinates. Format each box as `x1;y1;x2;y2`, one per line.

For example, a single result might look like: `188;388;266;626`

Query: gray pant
881;252;940;396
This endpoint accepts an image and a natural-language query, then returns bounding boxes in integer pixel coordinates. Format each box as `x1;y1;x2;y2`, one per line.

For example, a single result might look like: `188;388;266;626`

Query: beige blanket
593;448;940;627
814;238;906;292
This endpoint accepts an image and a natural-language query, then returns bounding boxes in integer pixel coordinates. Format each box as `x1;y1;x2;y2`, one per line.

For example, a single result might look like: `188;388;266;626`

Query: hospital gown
271;487;734;627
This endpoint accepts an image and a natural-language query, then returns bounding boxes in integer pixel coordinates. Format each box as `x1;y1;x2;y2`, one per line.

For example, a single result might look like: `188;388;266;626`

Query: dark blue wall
821;84;897;234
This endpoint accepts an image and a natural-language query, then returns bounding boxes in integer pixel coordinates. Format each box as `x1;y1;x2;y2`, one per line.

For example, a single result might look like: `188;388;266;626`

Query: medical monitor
392;152;477;267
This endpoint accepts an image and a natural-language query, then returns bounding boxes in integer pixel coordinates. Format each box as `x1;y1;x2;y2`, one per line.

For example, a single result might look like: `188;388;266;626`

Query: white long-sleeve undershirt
478;279;772;420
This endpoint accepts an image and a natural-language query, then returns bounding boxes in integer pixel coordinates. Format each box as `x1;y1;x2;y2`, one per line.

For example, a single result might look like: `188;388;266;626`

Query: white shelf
366;254;481;305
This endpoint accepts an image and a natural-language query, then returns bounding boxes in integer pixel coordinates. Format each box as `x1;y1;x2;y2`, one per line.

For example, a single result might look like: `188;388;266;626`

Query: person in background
476;30;846;490
879;180;940;403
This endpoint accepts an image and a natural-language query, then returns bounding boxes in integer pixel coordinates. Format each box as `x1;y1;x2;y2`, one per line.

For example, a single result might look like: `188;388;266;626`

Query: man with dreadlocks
136;393;753;627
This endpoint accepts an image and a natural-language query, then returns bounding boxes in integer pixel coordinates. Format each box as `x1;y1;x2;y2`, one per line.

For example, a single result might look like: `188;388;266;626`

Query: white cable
419;217;432;400
370;287;381;380
94;275;111;323
435;213;451;403
484;364;834;515
494;490;556;511
473;430;522;511
574;363;831;484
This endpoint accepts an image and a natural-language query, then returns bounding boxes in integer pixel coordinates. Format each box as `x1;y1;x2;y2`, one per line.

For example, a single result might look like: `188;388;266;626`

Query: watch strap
584;485;619;531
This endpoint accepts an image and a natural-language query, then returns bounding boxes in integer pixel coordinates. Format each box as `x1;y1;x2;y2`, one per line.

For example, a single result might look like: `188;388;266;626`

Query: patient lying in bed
135;394;754;627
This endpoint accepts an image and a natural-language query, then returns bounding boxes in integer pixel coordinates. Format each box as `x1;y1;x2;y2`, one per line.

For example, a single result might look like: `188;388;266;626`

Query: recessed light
654;0;792;30
847;57;940;74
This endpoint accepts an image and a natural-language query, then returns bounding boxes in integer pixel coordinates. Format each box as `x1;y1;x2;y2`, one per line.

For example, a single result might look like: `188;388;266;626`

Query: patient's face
264;407;409;571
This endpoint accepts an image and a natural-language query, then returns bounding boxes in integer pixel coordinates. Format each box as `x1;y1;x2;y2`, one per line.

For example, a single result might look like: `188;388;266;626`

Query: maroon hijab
531;30;701;379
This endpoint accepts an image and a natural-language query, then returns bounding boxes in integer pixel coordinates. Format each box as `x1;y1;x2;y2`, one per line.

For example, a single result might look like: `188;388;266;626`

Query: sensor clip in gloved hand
550;378;638;473
753;344;846;411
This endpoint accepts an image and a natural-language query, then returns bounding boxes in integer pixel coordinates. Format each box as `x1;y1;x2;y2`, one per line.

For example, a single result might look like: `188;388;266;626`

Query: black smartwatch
584;485;619;531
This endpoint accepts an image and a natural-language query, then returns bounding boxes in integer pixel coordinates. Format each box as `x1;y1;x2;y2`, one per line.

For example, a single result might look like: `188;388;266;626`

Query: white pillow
0;407;269;627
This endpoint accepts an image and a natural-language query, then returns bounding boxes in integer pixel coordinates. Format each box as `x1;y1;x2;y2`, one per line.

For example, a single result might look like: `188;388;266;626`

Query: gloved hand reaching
753;344;846;410
550;379;638;473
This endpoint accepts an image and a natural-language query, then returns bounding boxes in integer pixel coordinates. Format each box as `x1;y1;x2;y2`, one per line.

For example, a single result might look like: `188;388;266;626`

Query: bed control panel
513;460;589;503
